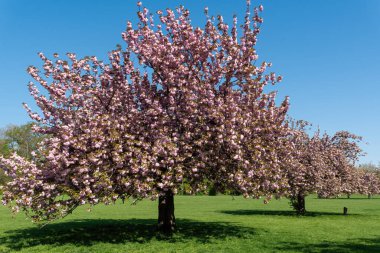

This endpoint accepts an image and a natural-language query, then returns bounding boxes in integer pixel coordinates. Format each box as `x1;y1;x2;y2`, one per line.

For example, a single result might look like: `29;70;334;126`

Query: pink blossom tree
284;121;326;214
340;166;359;199
285;121;362;214
0;2;291;232
355;164;380;198
316;131;363;199
356;170;380;198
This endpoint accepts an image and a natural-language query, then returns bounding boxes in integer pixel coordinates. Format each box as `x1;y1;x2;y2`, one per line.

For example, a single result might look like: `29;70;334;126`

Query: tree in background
285;121;362;214
356;169;380;198
284;121;325;214
0;1;291;233
0;123;45;187
0;138;11;157
356;163;380;198
0;164;7;187
316;131;363;199
358;162;380;172
0;123;44;160
0;127;13;187
340;166;359;199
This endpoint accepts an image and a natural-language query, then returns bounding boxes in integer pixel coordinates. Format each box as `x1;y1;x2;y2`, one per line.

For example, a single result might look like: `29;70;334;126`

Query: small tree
286;121;362;214
317;131;363;199
340;166;359;199
285;121;325;214
357;163;380;198
1;2;291;233
356;170;380;198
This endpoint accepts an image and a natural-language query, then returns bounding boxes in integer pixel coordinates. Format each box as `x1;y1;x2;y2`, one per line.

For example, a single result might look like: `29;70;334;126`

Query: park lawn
0;195;379;253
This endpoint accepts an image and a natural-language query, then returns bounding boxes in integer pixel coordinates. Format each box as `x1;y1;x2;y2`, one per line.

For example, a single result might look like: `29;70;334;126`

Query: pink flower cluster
1;2;375;222
284;121;369;200
0;2;291;222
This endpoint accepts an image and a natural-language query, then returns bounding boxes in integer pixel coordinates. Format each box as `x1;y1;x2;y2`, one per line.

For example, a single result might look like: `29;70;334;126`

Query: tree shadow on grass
219;209;359;217
275;237;380;253
325;198;380;200
0;218;258;251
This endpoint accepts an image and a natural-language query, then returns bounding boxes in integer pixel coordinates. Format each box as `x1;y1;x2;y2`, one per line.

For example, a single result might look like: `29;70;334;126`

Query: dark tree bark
290;192;306;215
296;193;306;214
347;194;351;199
157;190;176;233
368;193;372;199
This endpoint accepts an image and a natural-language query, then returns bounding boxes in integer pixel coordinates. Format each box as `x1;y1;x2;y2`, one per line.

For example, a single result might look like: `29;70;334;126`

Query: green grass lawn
0;195;379;253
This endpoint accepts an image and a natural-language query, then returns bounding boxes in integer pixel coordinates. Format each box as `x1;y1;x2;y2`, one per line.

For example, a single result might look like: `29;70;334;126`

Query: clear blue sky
1;0;379;164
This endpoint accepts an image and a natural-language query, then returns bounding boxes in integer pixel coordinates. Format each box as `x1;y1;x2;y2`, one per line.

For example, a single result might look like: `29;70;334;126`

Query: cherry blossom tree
340;166;359;199
285;121;362;214
316;131;363;199
355;163;380;198
356;170;380;198
284;121;325;214
0;1;291;232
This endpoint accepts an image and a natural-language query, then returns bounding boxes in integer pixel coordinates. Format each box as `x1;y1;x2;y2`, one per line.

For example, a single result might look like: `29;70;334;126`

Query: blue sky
0;0;379;164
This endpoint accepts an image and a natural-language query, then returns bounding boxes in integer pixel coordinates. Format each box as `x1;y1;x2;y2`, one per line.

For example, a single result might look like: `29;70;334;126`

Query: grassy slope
0;195;379;253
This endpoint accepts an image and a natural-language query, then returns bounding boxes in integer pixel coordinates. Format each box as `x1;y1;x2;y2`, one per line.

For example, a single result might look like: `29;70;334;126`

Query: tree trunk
347;194;350;199
297;193;306;215
290;193;306;215
368;193;372;199
157;190;175;233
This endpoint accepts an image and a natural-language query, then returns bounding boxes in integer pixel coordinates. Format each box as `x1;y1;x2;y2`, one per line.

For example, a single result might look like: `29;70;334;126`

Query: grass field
0;195;379;253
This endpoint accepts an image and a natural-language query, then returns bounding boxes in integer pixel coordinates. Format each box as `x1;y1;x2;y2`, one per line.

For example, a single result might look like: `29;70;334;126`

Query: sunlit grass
0;194;379;252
